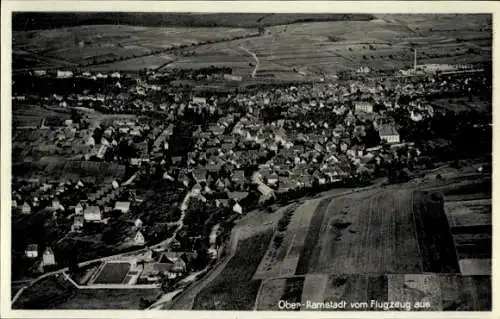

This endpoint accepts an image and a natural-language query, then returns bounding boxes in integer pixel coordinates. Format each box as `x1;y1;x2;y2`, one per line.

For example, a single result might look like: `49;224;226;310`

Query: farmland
307;189;422;275
192;230;273;310
170;14;491;80
53;288;161;309
13;24;259;71
13;14;491;78
92;262;131;284
13;104;71;128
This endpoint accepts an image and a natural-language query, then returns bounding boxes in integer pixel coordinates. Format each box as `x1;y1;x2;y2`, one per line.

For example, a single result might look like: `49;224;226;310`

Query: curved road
240;46;259;78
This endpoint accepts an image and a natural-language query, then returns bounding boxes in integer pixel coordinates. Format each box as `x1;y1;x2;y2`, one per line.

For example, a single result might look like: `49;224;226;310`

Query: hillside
12;13;375;31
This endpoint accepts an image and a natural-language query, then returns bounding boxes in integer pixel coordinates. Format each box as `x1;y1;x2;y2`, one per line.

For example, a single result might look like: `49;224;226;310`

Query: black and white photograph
1;1;496;317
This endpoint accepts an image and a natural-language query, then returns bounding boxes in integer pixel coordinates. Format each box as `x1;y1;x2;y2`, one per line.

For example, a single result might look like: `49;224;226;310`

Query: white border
1;2;499;319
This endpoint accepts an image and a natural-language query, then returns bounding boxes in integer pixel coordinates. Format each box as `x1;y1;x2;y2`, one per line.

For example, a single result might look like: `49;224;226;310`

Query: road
165;228;241;310
240;46;259;78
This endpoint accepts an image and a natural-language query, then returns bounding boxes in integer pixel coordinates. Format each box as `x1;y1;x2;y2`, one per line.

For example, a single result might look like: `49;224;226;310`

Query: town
11;58;491;309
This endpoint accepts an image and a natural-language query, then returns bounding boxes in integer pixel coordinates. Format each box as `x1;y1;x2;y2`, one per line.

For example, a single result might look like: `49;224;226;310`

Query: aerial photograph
8;11;492;312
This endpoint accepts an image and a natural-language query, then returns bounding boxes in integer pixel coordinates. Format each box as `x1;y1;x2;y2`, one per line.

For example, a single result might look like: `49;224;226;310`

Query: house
72;215;84;231
52;199;61;210
134;231;146;246
134;218;143;228
231;170;246;184
215;199;230;208
114;201;131;214
267;172;279;186
74;203;84;215
42;247;56;267
25;244;38;258
192;183;202;196
227;191;249;202
192;169;208;184
21;202;31;214
233;202;243;214
84;206;102;222
56;70;73;79
379;124;400;144
257;182;275;199
192;96;207;105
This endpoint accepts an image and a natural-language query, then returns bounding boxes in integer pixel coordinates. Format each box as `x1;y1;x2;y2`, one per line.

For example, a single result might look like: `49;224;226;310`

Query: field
387;274;442;311
14;14;491;78
13;24;258;70
412;191;461;273
192;230;273;310
431;98;492;114
92;262;131;284
306;189;423;274
12;275;76;309
13;104;71;127
168;14;491;80
53;288;161;309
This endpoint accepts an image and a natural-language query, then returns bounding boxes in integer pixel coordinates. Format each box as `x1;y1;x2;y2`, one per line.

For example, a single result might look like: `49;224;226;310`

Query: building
25;244;38;258
114;201;131;214
233;202;243;215
354;101;373;114
74;203;84;215
42;247;57;267
134;218;143;228
379;124;400;144
72;215;84;232
21;202;31;214
134;231;146;245
56;70;73;79
223;74;243;82
84;206;102;222
192;96;207;105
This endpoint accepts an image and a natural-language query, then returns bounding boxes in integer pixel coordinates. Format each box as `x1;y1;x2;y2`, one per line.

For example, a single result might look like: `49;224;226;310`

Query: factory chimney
413;49;417;70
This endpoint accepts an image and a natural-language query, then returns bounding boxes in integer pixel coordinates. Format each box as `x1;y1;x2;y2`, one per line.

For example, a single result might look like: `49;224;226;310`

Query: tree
139;297;151;309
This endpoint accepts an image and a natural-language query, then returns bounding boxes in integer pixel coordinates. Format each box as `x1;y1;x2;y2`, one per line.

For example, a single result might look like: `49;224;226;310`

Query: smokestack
413;49;417;70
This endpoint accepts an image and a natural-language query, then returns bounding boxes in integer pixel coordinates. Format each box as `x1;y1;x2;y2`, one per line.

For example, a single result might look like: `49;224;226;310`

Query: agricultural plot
453;233;491;259
53;288;161;309
193;230;273;310
439;274;491;310
253;200;319;280
255;279;287;310
92;262;131;284
444;199;491;227
182;15;491;80
307;189;422;275
459;259;491;276
412;191;460;273
321;275;388;311
300;274;329;307
13;104;71;128
387;274;442;311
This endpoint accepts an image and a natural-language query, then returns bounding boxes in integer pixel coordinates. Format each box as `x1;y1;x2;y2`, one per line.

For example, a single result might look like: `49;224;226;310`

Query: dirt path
240;45;260;78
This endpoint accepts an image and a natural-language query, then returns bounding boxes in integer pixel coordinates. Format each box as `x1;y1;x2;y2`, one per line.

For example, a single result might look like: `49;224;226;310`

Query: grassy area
193;230;273;310
412;191;460;273
53;288;161;309
295;198;330;275
12;275;76;309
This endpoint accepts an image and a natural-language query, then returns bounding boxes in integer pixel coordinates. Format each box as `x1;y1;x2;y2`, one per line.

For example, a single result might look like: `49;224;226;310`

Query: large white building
354;101;374;114
379;124;400;144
